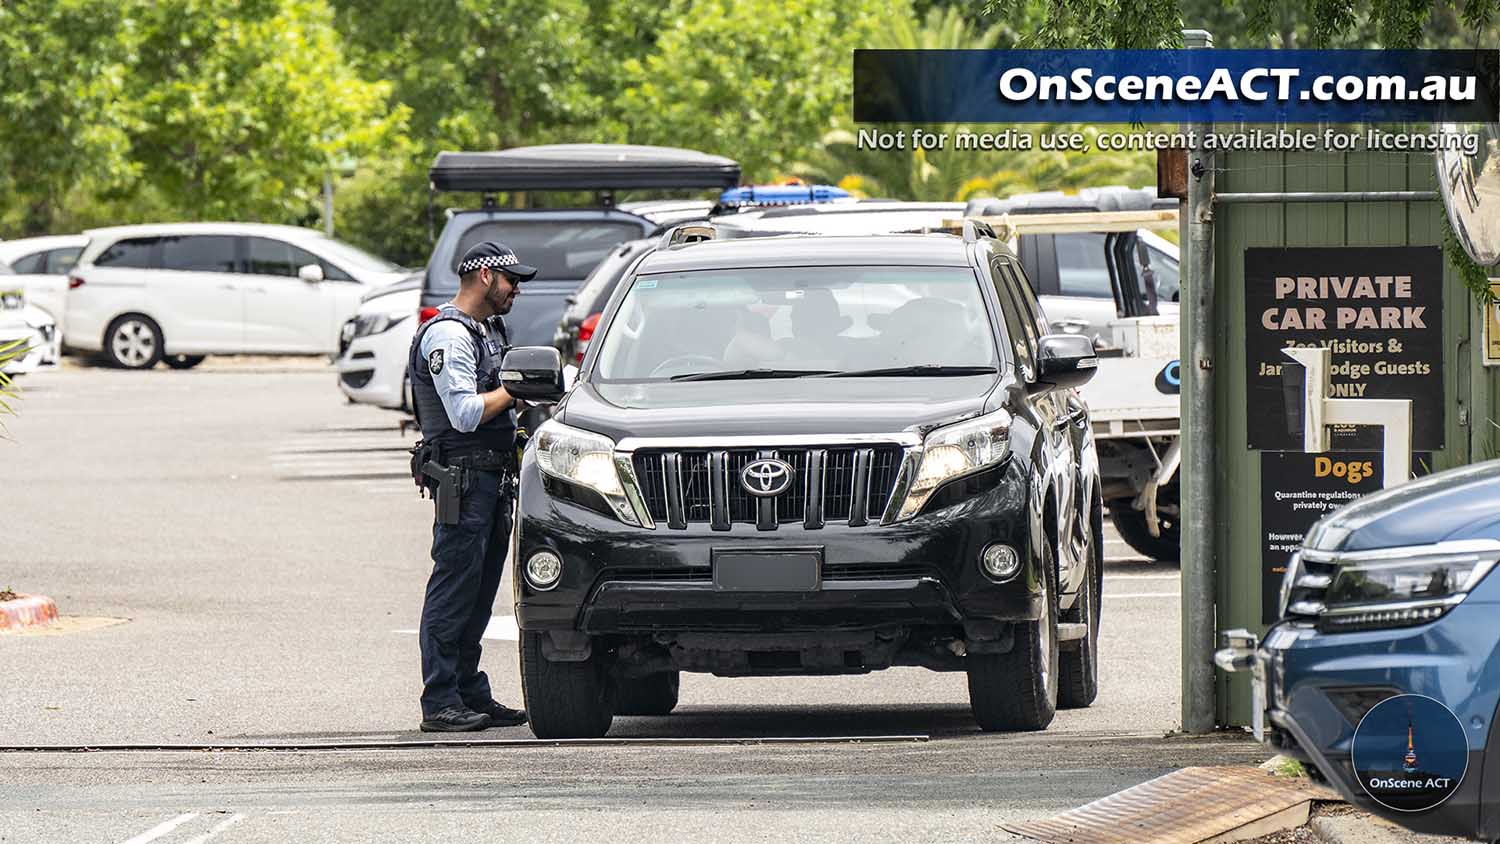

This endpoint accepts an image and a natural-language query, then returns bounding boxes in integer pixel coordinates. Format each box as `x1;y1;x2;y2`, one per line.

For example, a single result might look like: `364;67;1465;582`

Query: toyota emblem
740;458;794;497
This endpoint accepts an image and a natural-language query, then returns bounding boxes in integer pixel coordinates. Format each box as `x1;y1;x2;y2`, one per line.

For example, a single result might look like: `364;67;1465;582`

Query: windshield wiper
669;368;835;382
820;365;999;378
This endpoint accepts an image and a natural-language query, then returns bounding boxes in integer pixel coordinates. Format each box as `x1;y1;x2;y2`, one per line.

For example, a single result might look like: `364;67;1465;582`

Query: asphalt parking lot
0;363;1264;842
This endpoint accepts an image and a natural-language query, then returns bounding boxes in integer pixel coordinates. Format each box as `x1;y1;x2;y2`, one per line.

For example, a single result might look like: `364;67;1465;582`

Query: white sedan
335;273;421;411
64;223;408;369
0;234;86;339
0;288;59;376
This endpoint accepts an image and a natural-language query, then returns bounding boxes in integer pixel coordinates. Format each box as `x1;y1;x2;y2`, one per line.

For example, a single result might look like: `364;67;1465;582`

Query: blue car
1228;460;1500;840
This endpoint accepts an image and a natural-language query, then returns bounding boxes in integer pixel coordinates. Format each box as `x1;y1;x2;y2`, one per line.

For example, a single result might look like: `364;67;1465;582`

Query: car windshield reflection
594;267;999;383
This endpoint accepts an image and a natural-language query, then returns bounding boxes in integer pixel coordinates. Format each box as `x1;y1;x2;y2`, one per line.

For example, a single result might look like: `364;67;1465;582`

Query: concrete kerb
0;593;60;632
1309;813;1471;844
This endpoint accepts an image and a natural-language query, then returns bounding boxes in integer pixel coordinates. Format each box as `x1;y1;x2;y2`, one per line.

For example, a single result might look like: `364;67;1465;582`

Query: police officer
408;241;533;732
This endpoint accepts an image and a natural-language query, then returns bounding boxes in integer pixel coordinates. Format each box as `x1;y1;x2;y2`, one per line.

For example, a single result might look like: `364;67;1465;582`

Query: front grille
632;444;906;530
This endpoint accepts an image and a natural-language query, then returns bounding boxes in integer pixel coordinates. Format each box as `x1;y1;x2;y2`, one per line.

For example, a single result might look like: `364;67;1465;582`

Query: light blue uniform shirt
419;305;487;433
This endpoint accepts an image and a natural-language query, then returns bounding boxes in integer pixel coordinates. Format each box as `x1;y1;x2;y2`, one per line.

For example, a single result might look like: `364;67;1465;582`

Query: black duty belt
446;448;514;472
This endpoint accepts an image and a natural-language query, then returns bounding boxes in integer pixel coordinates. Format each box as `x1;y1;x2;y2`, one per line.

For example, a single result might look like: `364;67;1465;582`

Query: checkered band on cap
458;252;521;274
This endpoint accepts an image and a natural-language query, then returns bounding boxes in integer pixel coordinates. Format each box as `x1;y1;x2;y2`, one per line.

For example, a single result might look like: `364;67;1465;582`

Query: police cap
456;241;537;281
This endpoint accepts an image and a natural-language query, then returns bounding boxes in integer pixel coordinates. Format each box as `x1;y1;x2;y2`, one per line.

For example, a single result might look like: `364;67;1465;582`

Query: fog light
981;544;1021;581
525;550;563;590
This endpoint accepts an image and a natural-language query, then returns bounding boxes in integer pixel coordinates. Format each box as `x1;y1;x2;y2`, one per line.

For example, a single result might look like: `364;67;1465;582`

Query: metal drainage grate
1003;766;1325;844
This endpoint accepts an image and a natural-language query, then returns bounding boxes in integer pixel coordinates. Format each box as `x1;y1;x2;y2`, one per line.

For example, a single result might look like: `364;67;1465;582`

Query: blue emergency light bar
718;184;850;207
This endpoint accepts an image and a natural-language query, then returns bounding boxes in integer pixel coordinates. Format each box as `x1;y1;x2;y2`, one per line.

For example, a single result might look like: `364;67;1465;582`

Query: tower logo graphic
1403;718;1419;774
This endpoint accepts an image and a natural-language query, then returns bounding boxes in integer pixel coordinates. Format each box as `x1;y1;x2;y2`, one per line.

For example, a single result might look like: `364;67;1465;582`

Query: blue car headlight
1288;540;1500;632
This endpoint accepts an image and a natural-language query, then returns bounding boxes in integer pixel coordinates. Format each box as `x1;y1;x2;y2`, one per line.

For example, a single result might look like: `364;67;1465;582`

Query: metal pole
1181;27;1217;735
322;172;335;237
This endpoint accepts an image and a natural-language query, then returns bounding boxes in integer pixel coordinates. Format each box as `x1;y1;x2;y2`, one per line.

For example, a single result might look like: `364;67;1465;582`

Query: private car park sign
1244;245;1444;452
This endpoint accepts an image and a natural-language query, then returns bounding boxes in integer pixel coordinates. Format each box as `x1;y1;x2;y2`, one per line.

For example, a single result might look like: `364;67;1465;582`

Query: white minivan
66;223;408;369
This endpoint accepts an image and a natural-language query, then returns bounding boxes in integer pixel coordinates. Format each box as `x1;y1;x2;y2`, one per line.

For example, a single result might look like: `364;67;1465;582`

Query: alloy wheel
111;320;156;368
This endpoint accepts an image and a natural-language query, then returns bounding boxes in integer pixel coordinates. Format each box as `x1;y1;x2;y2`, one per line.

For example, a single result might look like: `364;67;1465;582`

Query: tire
615;671;680;716
520;631;614;739
163;354;206;370
1107;503;1179;561
103;314;164;370
1060;499;1103;709
967;540;1059;732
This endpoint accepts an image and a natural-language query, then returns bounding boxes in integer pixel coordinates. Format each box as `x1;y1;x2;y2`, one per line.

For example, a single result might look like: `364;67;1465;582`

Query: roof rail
659;222;718;249
961;219;997;243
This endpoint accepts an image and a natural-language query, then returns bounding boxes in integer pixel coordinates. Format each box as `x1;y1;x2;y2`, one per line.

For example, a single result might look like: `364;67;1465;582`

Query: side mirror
297;263;324;283
1035;334;1098;389
501;346;565;403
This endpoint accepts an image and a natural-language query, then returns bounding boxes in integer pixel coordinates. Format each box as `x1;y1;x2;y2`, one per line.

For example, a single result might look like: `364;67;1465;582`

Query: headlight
354;311;410;338
1312;542;1499;632
534;419;642;526
896;409;1012;520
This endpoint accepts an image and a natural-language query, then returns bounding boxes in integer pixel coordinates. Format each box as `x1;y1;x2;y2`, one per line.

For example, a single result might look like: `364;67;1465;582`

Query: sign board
1259;452;1385;622
1245;246;1444;451
1484;280;1500;366
1259;451;1431;622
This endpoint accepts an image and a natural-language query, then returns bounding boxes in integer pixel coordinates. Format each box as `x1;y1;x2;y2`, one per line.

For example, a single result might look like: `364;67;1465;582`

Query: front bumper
514;451;1042;636
0;324;57;374
334;321;412;410
1238;599;1500;840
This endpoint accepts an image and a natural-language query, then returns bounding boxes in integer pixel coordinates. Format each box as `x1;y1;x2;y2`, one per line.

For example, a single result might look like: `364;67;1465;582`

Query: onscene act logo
1352;694;1469;812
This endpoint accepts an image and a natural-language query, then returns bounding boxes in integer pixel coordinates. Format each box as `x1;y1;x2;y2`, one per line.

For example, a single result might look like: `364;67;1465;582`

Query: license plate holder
712;549;822;592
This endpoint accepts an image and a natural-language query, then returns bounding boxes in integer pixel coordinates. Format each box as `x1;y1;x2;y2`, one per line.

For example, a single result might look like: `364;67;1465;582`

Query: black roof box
429;144;741;192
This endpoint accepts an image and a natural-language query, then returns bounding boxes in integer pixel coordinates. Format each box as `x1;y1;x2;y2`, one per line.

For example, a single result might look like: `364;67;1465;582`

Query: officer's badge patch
428;348;445;376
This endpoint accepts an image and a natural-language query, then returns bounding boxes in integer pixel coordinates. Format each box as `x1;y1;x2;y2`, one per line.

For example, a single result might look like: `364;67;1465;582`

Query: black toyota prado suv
500;221;1104;738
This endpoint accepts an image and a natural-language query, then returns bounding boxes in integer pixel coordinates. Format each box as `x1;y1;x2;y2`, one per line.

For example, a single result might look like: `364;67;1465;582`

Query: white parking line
1106;592;1180;599
1105;574;1180;580
119;813;199;844
183;813;245;844
393;616;518;641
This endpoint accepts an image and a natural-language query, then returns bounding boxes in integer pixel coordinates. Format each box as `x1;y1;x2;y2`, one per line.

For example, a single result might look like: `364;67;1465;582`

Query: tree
118;0;406;224
0;1;137;234
0;0;406;237
604;0;905;180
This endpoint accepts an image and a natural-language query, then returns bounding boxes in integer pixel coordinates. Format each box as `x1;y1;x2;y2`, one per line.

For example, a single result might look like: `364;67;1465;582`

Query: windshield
594;266;999;382
311;237;403;274
454;219;645;282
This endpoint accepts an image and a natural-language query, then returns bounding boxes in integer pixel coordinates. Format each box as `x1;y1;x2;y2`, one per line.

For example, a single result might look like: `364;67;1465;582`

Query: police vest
408;307;516;456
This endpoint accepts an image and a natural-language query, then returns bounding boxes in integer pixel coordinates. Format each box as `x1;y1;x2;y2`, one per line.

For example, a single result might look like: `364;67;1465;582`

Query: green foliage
121;0;407;223
0;1;137;233
0;0;406;237
1445;214;1497;306
605;0;902;180
0;338;26;433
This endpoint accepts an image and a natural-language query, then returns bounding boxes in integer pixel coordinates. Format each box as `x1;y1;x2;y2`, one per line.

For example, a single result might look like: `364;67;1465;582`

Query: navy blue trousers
419;468;512;717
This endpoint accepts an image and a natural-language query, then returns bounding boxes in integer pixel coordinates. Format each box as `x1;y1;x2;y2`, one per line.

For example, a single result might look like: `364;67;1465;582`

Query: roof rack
658;223;718;249
944;209;1181;239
